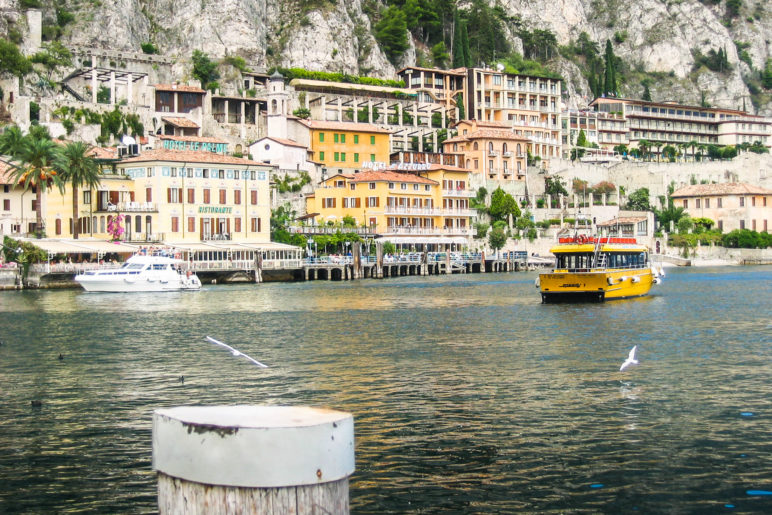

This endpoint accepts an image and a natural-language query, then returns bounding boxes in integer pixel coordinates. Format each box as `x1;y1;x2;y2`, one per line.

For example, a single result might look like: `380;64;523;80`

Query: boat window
152;264;167;270
123;264;144;270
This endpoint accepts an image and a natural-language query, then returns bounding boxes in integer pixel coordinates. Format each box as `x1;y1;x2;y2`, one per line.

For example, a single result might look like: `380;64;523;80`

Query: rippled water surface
1;267;771;513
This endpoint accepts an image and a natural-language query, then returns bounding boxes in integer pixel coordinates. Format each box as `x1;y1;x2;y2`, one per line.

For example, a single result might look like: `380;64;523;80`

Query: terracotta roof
159;135;228;144
0;159;16;183
397;65;467;76
597;216;648;226
154;83;206;94
671;183;772;197
442;136;468;144
387;163;468;173
300;120;393;134
162;117;200;129
118;149;274;167
471;120;514;129
88;146;120;160
253;137;307;149
348;170;437;185
468;129;529;141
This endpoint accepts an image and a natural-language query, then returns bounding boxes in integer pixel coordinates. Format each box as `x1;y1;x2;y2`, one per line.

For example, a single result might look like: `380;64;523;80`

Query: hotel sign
198;206;233;214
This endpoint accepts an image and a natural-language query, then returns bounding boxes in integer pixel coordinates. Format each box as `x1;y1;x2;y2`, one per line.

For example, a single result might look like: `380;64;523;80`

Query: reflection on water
1;267;771;513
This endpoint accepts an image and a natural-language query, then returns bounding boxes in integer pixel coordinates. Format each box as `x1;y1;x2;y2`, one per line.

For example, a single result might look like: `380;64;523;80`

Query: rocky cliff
1;0;770;113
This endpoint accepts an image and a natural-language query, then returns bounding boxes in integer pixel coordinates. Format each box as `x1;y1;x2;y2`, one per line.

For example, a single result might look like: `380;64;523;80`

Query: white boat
74;254;202;292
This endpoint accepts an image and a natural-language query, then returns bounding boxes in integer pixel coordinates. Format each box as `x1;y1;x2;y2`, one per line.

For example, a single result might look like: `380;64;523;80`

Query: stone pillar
368;99;373;124
224;99;229;123
153;406;354;514
337;98;343;122
91;66;98;104
127;73;133;105
25;10;42;53
110;71;116;105
398;104;403;126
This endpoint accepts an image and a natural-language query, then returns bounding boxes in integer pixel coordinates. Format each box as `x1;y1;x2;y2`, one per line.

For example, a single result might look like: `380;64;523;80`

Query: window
696;198;701;208
740;220;745;229
369;182;376;190
751;197;756;207
168;188;181;203
370;154;375;162
188;217;195;232
683;199;688;208
234;190;241;204
323;198;336;208
740;197;744;207
334;133;339;143
413;184;419;190
218;189;226;204
234;218;241;233
171;217;179;232
388;182;395;189
334;152;339;162
425;185;431;191
146;187;153;202
367;197;379;207
319;133;325;142
83;191;91;204
251;190;258;205
370;135;375;145
203;189;211;204
340;134;346;143
147;167;154;177
705;198;710;208
718;220;723;231
203;169;209;178
55;218;62;235
401;183;407;190
354;153;359;163
354;135;359;144
3;199;9;211
170;167;177;178
251;217;261;232
187;188;195;204
717;197;722;208
218;170;225;179
319;151;325;161
340;152;346;161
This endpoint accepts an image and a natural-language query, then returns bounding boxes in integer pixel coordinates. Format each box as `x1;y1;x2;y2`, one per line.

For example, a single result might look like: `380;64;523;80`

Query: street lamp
307;238;314;259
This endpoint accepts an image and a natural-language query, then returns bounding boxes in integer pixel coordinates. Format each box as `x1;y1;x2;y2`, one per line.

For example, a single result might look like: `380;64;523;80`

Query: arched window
271;99;278;114
488;142;494;152
516;143;521;154
453;143;458;152
502;143;508;154
473;142;478;150
466;159;470;168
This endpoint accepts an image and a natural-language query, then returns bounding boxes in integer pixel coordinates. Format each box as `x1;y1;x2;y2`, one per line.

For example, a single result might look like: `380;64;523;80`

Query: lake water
1;267;771;513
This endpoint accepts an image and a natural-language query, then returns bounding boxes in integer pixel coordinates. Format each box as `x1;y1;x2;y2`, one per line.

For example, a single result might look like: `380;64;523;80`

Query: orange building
442;120;529;181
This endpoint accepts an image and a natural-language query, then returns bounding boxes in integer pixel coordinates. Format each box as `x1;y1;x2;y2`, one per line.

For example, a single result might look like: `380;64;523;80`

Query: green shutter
341;134;346;143
319;151;325;161
354;135;359;144
370;154;375;162
370;135;375;144
319;133;324;142
354;153;359;162
341;152;346;161
334;133;339;143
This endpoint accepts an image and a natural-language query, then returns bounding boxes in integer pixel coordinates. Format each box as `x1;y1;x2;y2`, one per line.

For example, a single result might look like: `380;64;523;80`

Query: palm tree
11;135;63;237
58;141;101;239
637;139;651;161
0;126;27;157
687;140;698;162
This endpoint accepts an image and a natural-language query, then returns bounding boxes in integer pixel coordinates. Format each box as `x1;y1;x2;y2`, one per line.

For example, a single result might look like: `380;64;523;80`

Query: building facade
670;183;771;233
302;120;392;176
443;120;529;181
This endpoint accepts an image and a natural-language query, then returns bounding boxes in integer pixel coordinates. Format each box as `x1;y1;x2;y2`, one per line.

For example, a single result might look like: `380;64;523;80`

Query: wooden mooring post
153;405;355;514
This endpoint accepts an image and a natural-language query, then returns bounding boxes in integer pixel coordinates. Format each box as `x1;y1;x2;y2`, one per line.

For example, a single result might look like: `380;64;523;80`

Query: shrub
141;42;158;54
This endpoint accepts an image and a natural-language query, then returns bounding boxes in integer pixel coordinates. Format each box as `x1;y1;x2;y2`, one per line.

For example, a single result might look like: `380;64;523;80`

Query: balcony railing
384;226;473;236
100;202;158;212
487;150;499;156
384;207;476;217
442;189;474;197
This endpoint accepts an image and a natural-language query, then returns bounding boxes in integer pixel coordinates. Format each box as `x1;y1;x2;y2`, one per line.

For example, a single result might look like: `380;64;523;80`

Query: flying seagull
205;336;268;368
620;345;639;372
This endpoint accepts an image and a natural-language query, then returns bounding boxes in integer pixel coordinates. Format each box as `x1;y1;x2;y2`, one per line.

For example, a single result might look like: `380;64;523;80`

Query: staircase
61;82;86;102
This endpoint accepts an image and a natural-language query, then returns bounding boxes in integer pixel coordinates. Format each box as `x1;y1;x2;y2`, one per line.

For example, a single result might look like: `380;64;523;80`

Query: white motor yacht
75;254;202;292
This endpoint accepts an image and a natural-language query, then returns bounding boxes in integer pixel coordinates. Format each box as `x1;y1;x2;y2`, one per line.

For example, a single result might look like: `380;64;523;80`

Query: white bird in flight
205;336;268;368
620;345;639;372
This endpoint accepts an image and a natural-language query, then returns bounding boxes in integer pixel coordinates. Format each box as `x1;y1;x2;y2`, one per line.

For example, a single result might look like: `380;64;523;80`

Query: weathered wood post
153;406;355;514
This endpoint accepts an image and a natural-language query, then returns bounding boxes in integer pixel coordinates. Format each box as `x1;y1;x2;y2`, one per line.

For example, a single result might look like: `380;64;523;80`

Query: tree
762;59;772;89
544;176;568;197
452;8;465;67
58;142;101;239
603;40;617;96
613;144;628;156
0;126;27;157
374;6;409;65
431;41;449;68
576;129;589;147
0;39;32;77
10;133;64;236
626;188;651;211
488;187;520;223
642;82;651;101
655;205;685;231
488;226;507;256
662;145;677;162
30;41;72;82
191;50;220;90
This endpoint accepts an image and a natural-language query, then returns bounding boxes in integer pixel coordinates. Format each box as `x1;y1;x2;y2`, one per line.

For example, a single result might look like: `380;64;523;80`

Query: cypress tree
603;40;616;96
461;21;471;67
452;9;464;68
642;83;651;101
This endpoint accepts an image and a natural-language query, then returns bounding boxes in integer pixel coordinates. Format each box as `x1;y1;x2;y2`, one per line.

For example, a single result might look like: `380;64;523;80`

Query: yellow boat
537;235;663;303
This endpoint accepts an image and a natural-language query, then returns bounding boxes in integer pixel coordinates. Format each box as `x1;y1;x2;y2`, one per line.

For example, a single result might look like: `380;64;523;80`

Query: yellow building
301;120;392;175
443;120;529;181
671;183;771;233
40;148;274;243
306;164;474;248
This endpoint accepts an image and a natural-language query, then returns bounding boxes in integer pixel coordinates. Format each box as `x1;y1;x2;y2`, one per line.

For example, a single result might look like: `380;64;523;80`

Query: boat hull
75;276;201;292
539;268;654;303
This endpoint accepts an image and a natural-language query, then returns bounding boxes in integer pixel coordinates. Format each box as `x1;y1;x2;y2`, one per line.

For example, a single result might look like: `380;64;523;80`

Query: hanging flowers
107;214;125;241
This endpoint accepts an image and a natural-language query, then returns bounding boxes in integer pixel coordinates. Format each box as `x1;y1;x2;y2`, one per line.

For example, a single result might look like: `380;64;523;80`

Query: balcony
503;151;513;157
442;189;474;197
487;150;499;156
99;202;158;213
384;206;476;217
383;226;473;236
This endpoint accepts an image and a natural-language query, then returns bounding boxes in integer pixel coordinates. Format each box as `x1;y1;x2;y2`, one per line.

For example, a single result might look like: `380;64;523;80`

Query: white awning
378;236;469;245
18;238;140;254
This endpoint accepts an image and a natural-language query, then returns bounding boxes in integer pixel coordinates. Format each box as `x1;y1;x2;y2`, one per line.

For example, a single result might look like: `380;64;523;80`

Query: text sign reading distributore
198;206;233;214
